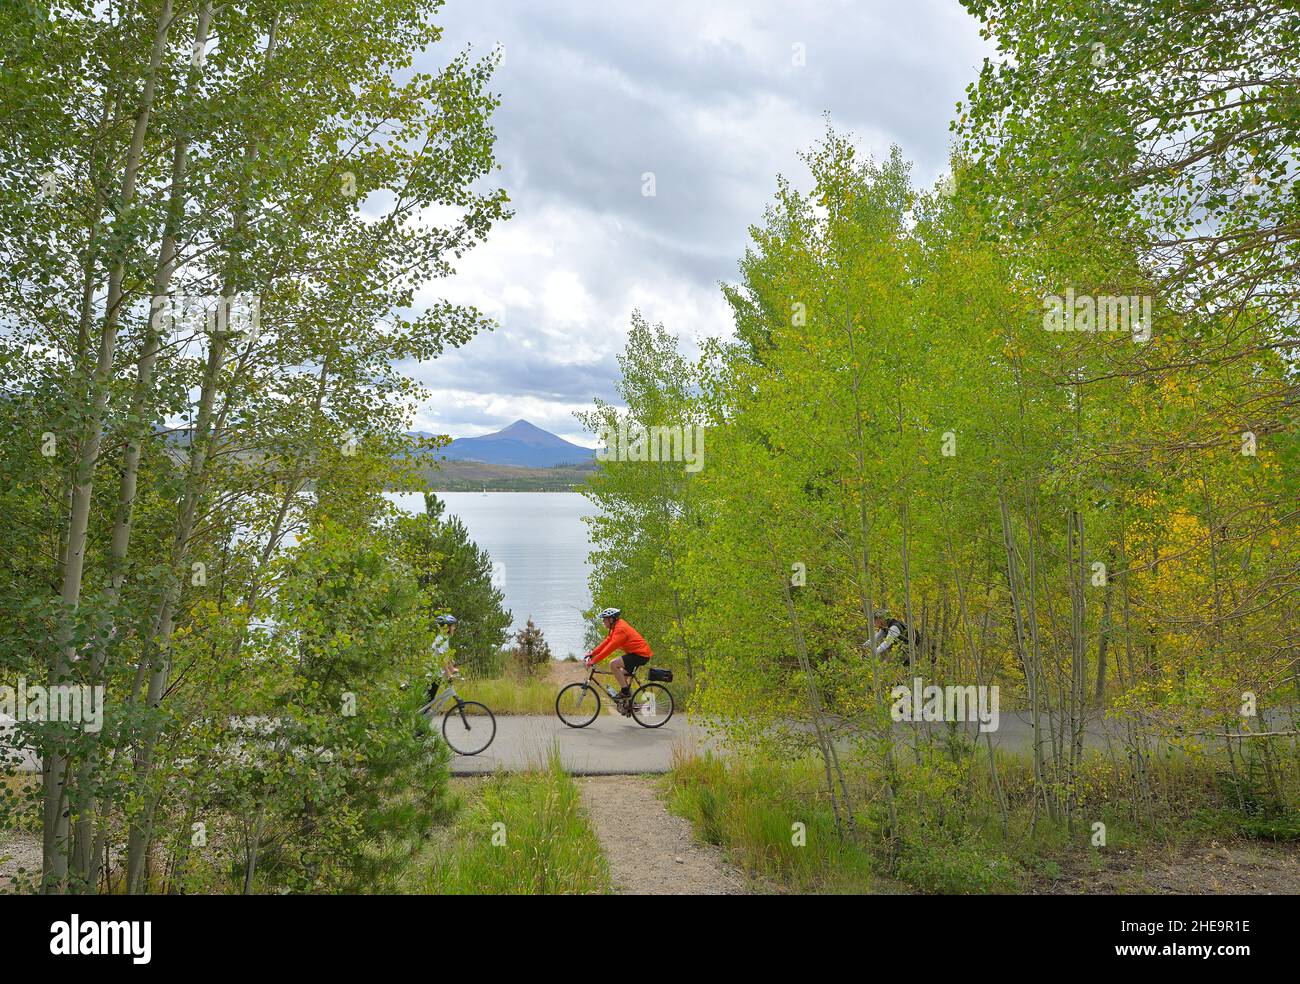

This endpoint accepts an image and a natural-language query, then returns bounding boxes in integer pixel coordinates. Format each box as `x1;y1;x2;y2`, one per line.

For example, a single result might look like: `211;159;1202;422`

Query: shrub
509;619;553;678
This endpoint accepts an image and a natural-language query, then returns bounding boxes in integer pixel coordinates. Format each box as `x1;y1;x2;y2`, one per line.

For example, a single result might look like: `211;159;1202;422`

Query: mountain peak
499;419;547;436
437;419;595;468
473;419;572;448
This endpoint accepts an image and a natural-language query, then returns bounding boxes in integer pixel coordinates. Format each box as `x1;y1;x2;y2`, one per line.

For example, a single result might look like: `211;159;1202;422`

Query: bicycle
419;669;496;755
555;663;674;729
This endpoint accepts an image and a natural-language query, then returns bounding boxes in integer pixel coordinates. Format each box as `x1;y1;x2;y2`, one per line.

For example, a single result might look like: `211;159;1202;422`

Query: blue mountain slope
421;419;596;468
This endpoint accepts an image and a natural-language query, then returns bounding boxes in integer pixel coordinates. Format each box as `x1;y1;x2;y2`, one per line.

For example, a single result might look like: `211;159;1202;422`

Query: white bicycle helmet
598;607;621;620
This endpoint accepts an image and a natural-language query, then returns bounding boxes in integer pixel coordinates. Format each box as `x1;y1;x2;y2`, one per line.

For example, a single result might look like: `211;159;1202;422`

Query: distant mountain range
414;419;597;469
417;457;595;492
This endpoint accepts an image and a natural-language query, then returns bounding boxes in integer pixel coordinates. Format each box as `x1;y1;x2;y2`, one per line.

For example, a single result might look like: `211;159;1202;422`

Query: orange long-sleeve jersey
589;619;653;663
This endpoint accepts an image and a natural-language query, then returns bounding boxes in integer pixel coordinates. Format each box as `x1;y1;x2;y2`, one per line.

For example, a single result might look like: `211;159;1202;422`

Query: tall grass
456;675;563;715
666;752;879;893
667;739;1300;895
667;750;1034;894
405;749;611;894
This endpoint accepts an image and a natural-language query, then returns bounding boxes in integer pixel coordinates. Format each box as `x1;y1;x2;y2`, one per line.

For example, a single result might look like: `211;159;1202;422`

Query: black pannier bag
648;667;673;683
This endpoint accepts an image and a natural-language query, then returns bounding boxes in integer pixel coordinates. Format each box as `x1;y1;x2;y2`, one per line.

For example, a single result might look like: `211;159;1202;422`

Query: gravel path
578;775;751;895
0;831;41;893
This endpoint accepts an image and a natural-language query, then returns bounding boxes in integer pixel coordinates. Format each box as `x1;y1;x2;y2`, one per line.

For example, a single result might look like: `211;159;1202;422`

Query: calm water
386;491;594;657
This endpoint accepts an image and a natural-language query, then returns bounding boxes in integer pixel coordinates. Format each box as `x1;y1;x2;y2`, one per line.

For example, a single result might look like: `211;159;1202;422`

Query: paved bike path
448;709;1101;776
450;708;1298;775
450;712;717;775
445;709;1100;775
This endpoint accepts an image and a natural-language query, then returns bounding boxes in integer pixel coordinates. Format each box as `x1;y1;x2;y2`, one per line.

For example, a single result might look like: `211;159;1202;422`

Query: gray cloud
407;0;990;441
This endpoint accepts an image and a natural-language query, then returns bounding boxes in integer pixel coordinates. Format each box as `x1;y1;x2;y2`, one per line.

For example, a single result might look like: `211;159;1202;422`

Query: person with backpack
871;610;920;663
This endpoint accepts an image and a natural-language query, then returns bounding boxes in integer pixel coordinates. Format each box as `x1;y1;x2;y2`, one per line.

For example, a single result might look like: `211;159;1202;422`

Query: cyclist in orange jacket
584;607;652;716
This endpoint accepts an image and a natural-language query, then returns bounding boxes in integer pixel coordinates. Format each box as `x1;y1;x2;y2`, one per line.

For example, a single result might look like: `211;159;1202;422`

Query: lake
386;491;594;657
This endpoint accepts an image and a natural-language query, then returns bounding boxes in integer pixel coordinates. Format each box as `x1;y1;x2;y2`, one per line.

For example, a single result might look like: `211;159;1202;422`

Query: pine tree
392;493;512;675
510;619;552;677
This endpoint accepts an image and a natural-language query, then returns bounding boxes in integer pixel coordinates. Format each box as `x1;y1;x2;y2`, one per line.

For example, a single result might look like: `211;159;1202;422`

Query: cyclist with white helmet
425;613;459;704
584;607;653;716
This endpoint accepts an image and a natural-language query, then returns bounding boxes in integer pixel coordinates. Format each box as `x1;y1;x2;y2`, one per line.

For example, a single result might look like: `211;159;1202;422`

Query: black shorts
620;653;650;673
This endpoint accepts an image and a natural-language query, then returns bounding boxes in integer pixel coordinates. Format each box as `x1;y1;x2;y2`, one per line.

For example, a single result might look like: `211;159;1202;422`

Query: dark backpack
886;618;922;652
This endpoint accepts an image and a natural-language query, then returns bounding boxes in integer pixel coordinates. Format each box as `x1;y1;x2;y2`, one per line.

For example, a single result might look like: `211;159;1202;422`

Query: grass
665;752;886;893
456;675;564;715
665;740;1300;895
400;748;612;894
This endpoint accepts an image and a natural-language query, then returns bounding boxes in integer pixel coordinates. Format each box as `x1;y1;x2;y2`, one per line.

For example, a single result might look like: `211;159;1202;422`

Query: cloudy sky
403;0;991;446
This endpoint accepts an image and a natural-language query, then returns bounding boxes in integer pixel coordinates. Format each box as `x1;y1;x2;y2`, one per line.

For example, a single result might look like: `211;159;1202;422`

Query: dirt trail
578;775;751;895
1037;841;1300;895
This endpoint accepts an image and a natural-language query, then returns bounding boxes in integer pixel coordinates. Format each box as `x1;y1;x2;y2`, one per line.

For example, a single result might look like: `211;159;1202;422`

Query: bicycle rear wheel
442;700;496;755
556;682;601;728
629;683;673;728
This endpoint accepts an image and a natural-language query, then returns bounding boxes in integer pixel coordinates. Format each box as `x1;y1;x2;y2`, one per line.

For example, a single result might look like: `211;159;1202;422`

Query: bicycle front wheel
442;701;496;755
629;683;674;728
556;682;601;728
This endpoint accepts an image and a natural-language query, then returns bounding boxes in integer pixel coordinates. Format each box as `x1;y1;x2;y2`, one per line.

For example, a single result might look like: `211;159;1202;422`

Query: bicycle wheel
629;683;673;728
556;682;601;728
442;700;496;755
